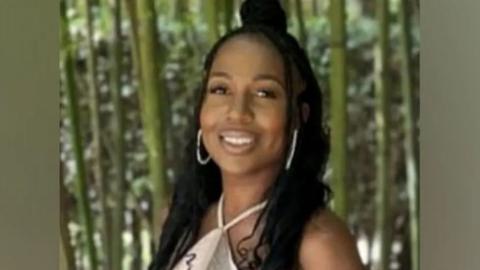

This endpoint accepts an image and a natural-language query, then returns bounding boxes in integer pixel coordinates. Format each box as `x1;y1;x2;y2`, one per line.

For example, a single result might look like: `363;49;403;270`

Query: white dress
172;195;267;270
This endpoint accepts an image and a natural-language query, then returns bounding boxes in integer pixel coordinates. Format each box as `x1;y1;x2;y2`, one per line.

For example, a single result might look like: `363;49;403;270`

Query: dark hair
149;0;331;269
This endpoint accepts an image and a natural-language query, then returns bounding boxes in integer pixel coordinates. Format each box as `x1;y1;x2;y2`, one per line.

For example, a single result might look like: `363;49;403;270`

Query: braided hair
149;1;331;269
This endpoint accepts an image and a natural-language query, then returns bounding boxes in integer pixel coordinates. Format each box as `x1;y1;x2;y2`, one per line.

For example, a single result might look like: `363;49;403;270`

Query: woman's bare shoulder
298;208;364;270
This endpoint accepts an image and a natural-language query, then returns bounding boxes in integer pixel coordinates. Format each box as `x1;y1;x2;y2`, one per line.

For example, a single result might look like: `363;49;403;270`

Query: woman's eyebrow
254;74;284;87
209;71;284;87
209;71;232;79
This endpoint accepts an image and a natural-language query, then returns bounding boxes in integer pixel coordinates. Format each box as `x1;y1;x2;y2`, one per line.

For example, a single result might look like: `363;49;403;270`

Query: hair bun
240;0;287;33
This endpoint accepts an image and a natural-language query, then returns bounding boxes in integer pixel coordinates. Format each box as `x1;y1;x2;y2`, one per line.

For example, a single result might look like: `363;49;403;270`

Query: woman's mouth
219;130;256;155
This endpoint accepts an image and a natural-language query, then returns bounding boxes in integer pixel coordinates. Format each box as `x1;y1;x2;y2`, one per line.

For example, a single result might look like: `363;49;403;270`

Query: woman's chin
216;161;259;176
213;156;282;179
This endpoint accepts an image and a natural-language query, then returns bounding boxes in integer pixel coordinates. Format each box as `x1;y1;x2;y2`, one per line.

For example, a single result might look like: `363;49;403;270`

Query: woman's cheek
199;107;211;131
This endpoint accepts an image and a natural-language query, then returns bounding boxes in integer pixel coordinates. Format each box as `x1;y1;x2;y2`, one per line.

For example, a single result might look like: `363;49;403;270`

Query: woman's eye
256;89;276;98
209;86;228;95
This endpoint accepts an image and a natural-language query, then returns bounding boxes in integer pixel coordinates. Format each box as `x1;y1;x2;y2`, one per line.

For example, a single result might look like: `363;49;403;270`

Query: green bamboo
83;1;111;268
108;0;126;269
204;0;219;46
122;5;150;262
294;0;307;46
136;0;169;242
84;0;107;202
61;1;98;268
224;0;234;32
373;0;392;269
399;1;418;270
312;0;319;17
123;0;143;95
329;0;348;220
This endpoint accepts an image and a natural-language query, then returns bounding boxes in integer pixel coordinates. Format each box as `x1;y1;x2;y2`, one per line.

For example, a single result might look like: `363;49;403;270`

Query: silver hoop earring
196;130;211;165
285;129;298;170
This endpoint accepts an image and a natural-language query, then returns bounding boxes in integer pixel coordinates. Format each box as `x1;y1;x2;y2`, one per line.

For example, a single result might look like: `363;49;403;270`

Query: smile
222;136;253;145
218;130;256;154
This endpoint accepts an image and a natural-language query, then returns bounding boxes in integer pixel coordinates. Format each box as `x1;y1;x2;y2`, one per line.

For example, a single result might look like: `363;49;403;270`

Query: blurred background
59;0;419;269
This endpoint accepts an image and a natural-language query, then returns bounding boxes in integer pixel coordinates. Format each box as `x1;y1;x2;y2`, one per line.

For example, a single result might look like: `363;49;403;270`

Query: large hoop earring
196;130;211;165
285;129;298;170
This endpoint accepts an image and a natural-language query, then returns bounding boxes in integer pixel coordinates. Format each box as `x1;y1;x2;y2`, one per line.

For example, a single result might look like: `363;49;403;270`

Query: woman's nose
226;94;253;123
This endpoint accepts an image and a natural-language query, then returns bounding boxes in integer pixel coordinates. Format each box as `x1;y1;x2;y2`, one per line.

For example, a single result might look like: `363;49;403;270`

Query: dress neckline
217;194;268;232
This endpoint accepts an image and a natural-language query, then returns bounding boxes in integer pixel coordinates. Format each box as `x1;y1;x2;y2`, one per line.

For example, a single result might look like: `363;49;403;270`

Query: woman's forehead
209;34;285;83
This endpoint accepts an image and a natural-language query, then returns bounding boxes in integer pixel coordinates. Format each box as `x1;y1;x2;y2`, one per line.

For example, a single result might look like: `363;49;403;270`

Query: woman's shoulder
298;208;364;270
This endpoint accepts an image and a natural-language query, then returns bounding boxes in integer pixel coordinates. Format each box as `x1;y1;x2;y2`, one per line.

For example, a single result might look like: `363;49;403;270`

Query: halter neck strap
217;194;267;231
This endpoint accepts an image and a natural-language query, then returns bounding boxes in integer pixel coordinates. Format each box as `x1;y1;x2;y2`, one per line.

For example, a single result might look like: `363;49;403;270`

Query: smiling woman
149;0;363;270
201;35;288;177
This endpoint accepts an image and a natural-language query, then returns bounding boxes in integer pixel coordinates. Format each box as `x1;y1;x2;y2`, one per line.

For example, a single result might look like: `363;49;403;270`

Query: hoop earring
196;130;211;165
285;129;298;170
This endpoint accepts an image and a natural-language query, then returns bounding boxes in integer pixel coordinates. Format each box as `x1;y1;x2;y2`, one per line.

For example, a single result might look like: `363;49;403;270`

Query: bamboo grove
59;0;419;269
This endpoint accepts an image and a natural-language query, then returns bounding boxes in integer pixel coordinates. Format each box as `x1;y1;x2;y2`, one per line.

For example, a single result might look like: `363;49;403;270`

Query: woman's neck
220;167;279;222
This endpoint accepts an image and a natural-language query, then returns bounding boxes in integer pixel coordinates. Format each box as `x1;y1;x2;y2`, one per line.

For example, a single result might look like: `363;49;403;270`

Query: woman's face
200;35;288;177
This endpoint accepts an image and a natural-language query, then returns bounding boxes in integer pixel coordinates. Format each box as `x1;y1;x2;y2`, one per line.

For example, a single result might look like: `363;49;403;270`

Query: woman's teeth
218;131;256;154
222;136;253;145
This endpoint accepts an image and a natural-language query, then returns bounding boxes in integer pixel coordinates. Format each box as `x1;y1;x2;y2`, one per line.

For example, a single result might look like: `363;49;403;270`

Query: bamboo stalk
329;0;348;220
61;1;98;268
83;1;112;268
372;0;392;269
108;0;127;269
294;0;307;46
312;0;319;17
398;1;418;270
224;0;234;32
124;0;147;125
136;0;169;243
204;0;219;46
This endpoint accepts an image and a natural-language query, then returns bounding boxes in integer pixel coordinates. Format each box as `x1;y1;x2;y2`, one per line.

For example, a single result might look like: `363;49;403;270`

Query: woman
150;0;363;269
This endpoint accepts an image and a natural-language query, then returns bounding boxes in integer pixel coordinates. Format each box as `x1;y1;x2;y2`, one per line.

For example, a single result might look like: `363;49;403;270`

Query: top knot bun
240;0;287;33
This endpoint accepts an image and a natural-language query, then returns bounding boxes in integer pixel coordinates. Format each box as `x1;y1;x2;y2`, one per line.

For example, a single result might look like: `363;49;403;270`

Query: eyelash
208;86;276;99
208;86;228;95
256;89;276;98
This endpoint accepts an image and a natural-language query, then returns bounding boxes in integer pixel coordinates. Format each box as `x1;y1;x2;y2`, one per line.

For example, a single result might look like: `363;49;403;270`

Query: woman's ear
301;103;310;123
